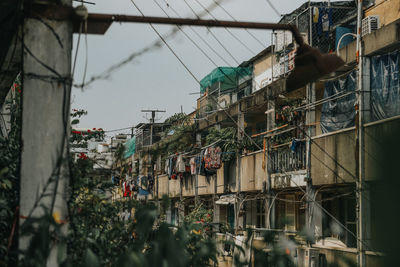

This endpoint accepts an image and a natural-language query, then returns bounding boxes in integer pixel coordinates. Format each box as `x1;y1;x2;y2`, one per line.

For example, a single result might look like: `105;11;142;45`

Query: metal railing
270;141;306;173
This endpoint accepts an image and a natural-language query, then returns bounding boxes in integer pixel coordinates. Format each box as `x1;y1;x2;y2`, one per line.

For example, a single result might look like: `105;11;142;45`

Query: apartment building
124;1;400;265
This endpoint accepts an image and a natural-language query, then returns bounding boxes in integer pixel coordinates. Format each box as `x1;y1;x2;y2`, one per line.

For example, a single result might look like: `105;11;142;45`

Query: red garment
185;166;190;173
123;182;131;197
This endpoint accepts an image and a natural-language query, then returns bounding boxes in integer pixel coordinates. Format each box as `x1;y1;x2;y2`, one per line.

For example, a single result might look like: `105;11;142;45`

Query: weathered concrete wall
239;151;266;192
182;175;195;197
198;175;215;195
254;151;267;190
169;178;180;198
240;154;256;192
157;175;169;198
311;129;356;185
366;0;400;27
216;164;225;194
253;54;273;77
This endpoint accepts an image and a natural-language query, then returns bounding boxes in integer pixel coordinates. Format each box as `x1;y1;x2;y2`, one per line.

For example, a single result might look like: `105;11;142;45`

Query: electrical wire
74;0;222;88
162;0;232;66
154;0;262;92
211;0;266;48
71;21;83;79
192;0;257;55
264;0;281;18
182;0;239;65
160;0;267;95
152;0;220;68
128;14;372;249
130;0;200;84
104;126;133;133
81;20;89;90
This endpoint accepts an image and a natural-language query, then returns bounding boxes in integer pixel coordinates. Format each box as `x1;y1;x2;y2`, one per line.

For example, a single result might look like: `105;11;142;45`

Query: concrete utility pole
305;83;316;241
19;0;72;265
356;0;369;266
235;106;244;231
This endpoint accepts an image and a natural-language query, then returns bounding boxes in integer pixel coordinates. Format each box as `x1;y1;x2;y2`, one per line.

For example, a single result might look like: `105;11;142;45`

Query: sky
71;0;319;136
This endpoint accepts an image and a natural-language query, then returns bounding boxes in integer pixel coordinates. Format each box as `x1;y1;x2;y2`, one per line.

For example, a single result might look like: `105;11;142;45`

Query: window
256;200;266;228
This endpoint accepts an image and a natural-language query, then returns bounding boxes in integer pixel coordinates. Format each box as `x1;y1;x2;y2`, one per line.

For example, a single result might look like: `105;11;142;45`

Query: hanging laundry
123;181;131;197
176;154;186;173
313;7;319;23
168;158;174;179
190;157;196;175
165;159;169;174
316;8;332;37
205;146;222;170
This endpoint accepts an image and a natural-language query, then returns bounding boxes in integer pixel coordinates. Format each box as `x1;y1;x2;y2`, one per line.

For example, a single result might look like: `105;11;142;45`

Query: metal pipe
86;13;305;46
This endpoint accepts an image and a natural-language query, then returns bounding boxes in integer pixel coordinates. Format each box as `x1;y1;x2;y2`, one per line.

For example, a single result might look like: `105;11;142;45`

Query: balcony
270;141;306;174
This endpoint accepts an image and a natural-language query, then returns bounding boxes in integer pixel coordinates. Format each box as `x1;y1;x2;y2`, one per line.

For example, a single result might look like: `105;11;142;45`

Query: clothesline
166;138;223;159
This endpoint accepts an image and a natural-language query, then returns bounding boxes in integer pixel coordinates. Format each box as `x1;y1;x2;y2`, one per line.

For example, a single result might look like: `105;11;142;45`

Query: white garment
177;154;185;173
165;159;169;174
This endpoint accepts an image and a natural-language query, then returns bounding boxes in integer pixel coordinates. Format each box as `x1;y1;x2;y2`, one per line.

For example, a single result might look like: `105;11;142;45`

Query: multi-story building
126;1;400;266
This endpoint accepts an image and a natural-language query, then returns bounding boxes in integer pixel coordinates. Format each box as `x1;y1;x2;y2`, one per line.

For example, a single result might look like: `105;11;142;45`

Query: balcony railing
270;141;306;174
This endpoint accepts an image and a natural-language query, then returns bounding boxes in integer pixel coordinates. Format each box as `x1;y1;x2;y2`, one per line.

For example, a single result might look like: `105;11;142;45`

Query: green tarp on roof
200;67;252;93
123;137;136;159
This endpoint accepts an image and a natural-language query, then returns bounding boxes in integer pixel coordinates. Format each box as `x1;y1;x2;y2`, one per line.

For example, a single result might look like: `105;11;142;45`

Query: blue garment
290;139;298;152
316;7;332;37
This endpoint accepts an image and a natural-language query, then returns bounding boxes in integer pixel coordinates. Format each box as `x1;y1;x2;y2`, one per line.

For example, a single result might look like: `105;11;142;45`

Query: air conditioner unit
362;16;380;37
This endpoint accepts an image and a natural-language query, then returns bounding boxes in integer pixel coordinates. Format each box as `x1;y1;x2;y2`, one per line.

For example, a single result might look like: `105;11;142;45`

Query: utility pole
356;1;368;266
141;109;165;146
235;106;244;231
305;83;316;241
141;109;165;202
19;0;73;265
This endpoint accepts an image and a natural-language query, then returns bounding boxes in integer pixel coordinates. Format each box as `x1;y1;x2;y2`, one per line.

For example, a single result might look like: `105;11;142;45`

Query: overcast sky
71;0;316;136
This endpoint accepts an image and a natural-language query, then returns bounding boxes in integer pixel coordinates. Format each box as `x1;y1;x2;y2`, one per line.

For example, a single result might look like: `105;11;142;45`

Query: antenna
141;109;166;145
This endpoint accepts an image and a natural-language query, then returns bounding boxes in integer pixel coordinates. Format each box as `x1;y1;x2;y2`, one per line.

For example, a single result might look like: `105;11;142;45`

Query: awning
215;194;236;205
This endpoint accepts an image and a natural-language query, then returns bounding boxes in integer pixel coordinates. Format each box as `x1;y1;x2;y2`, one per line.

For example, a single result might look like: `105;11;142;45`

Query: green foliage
0;78;21;266
15;154;218;267
164;112;187;126
205;127;262;161
184;202;213;225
